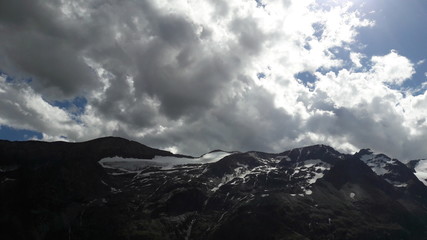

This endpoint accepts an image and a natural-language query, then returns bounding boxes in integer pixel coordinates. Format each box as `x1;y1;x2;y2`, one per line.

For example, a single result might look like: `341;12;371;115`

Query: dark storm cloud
153;15;198;48
2;34;98;98
0;0;232;117
0;0;255;139
0;0;101;99
141;86;302;155
134;52;238;119
0;0;57;30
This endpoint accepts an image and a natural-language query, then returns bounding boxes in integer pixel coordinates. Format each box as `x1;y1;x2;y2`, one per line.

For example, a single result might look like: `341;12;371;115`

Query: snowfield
99;151;233;171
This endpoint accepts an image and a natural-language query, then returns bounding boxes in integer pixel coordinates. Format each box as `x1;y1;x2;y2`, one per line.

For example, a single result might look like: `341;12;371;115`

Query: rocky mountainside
1;137;427;240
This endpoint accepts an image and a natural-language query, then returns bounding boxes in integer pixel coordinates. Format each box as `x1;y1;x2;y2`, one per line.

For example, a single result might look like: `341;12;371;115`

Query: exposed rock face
1;138;427;240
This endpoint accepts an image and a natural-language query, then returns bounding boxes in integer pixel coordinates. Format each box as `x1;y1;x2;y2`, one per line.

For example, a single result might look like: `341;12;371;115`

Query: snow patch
303;159;323;167
99;151;233;171
360;153;374;162
292;159;331;185
360;153;395;176
394;183;408;188
369;165;390;176
249;152;281;164
386;179;408;188
111;187;122;193
199;151;234;164
414;160;427;186
212;164;252;192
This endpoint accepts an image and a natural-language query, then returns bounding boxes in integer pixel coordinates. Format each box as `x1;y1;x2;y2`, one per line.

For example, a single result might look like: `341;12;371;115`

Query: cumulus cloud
371;50;415;85
0;0;426;160
350;52;365;68
0;75;85;139
309;52;426;159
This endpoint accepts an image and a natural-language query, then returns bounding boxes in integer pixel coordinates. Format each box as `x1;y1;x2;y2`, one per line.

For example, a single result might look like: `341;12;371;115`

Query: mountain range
1;137;427;240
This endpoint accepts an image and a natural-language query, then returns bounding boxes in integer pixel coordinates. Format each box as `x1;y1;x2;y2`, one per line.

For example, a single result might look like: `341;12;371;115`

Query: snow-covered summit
357;149;398;175
355;149;423;188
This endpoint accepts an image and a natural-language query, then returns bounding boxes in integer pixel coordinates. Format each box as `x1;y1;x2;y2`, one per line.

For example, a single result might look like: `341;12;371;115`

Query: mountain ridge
1;137;427;240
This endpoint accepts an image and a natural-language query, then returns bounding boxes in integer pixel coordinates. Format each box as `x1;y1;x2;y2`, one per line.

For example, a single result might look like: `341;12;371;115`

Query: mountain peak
356;148;374;156
1;138;427;239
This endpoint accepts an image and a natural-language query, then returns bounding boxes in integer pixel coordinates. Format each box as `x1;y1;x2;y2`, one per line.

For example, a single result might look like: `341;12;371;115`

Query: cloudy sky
1;0;427;160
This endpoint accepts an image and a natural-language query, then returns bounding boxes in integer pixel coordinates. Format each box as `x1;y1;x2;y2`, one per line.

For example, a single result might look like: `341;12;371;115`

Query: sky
1;0;427;160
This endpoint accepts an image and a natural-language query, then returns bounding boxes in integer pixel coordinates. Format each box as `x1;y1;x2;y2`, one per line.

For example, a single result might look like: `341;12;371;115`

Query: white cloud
0;76;86;139
371;50;415;85
310;51;427;159
350;52;365;68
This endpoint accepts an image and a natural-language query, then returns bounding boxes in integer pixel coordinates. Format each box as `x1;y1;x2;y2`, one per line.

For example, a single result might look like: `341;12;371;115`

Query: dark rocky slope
1;138;427;240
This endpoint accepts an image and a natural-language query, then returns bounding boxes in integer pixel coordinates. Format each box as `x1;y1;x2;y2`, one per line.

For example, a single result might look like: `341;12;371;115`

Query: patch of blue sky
53;96;87;114
313;46;354;76
312;22;324;41
257;72;266;80
295;71;317;91
1;72;87;140
355;0;427;91
49;96;88;124
0;70;15;82
255;0;266;8
0;125;42;141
